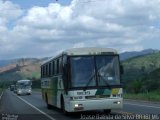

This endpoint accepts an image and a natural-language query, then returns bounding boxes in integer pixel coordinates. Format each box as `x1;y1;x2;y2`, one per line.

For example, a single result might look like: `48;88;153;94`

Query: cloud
1;0;160;59
0;0;23;25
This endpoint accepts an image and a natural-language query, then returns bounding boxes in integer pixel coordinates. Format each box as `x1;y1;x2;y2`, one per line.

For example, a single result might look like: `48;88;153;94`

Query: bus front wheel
61;97;68;115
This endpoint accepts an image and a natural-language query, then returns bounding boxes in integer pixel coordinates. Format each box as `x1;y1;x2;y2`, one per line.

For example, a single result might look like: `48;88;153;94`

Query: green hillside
143;68;160;91
0;63;41;82
122;52;160;93
122;52;160;81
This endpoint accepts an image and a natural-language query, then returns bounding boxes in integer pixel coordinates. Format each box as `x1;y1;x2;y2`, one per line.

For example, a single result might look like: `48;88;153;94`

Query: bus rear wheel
47;104;52;109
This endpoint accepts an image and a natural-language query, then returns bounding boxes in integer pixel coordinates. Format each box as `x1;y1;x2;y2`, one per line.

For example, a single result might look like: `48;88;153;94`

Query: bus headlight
74;104;83;111
117;101;121;104
74;104;83;107
75;104;79;107
114;101;121;104
18;90;22;93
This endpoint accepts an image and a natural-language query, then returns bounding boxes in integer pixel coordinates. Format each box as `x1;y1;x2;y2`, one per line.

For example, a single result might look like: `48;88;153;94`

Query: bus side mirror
120;65;124;74
121;82;125;88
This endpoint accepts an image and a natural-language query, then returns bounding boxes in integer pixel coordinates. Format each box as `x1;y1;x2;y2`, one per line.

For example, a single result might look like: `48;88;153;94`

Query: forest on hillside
122;52;160;93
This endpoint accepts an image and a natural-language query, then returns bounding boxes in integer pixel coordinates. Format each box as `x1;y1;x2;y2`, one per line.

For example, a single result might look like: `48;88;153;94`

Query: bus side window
52;61;55;75
59;57;62;74
62;55;67;67
49;62;52;76
41;66;43;78
45;65;48;77
57;59;59;74
62;55;67;78
46;64;49;76
55;60;57;75
43;66;46;77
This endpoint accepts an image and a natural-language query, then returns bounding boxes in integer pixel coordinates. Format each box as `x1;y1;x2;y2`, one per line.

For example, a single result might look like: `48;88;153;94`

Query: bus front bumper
17;89;32;95
67;98;123;112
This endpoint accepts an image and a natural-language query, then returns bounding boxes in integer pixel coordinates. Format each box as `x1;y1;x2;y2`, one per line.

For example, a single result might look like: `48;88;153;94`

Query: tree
132;79;142;94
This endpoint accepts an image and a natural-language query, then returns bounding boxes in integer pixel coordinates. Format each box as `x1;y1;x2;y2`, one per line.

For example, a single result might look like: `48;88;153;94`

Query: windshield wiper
83;70;112;91
83;71;96;91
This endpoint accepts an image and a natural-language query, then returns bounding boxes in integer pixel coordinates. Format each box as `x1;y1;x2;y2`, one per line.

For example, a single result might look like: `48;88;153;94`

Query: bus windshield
96;56;120;86
17;85;31;89
70;56;96;87
70;55;120;88
17;81;32;89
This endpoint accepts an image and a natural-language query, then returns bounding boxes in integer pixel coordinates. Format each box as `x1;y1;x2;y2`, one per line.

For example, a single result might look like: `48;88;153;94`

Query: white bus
41;47;123;114
16;79;32;95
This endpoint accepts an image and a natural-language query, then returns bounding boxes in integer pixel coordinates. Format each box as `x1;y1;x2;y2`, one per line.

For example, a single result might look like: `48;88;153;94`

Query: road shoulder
124;99;160;104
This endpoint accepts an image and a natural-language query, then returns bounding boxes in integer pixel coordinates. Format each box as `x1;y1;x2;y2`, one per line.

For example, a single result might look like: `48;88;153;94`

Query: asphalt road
0;90;160;120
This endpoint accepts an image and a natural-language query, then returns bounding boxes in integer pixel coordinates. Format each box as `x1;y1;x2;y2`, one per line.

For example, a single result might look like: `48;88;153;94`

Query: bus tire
47;104;52;109
45;93;52;109
104;109;111;114
61;96;68;115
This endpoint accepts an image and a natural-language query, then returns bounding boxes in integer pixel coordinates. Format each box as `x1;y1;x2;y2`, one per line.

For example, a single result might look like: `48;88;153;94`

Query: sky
0;0;160;59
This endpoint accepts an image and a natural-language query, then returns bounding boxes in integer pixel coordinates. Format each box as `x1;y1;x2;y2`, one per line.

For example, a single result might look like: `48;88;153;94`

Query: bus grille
85;95;110;99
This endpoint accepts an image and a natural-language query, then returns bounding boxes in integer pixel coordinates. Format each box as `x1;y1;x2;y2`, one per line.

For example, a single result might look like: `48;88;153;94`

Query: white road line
17;96;56;120
0;91;4;100
124;103;160;109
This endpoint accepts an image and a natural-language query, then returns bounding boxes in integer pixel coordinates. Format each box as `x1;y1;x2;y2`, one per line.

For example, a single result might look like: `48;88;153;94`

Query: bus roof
17;80;31;83
63;47;117;55
42;47;118;65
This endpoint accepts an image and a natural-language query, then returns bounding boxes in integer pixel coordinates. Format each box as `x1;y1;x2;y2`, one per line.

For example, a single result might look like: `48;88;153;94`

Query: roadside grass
124;91;160;102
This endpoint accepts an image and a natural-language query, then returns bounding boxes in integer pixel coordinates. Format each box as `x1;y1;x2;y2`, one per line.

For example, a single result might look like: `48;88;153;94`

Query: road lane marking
0;91;4;100
124;103;160;109
17;96;56;120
